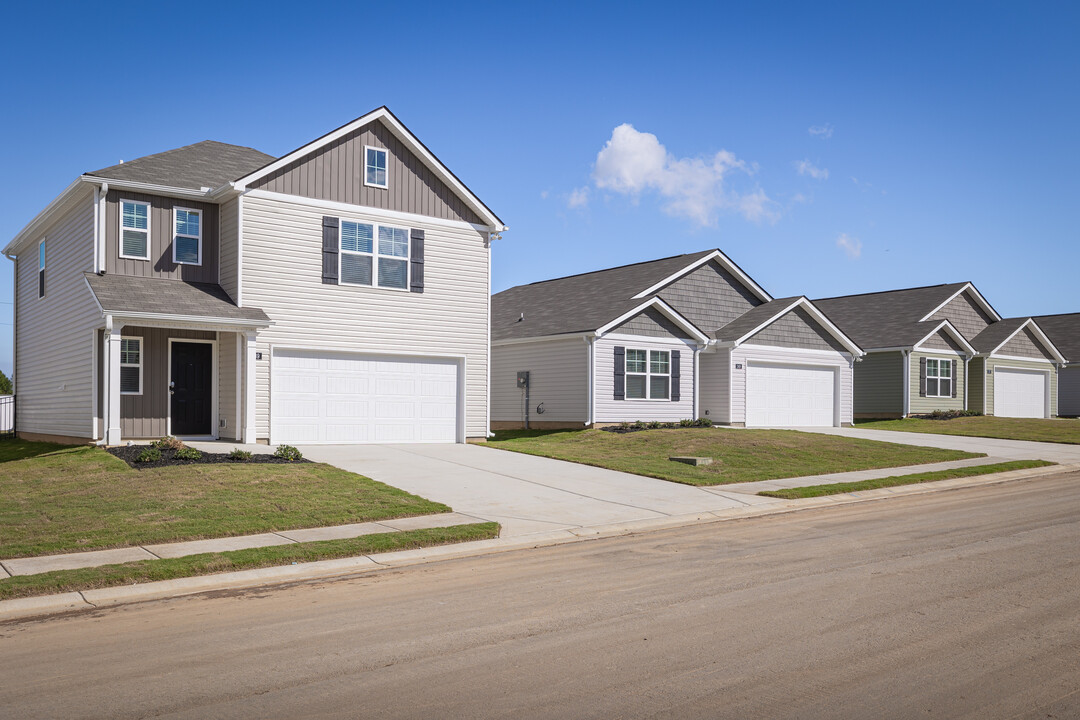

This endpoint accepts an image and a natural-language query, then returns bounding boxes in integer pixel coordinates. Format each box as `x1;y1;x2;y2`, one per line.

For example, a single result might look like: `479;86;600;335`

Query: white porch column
105;318;124;445
243;331;257;444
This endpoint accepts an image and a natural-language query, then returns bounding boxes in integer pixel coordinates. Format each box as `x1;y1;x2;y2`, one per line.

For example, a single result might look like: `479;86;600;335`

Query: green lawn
486;428;981;486
0;523;500;601
0;440;451;558
855;416;1080;445
758;460;1055;499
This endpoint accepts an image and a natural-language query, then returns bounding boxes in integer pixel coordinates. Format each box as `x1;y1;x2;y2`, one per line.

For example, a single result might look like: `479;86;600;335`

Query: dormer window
120;200;151;260
365;146;388;188
173;207;202;265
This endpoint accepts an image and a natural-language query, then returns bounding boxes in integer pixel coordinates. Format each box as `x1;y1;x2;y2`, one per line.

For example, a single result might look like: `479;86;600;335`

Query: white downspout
902;349;911;418
693;343;701;419
97;182;108;273
5;253;16;407
963;356;970;411
584;335;595;427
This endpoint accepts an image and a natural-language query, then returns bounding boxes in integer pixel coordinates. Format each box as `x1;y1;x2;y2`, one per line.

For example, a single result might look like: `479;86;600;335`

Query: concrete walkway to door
298;444;779;538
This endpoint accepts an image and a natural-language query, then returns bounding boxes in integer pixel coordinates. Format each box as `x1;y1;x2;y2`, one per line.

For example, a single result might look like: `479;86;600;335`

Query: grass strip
758;460;1055;500
0;522;499;601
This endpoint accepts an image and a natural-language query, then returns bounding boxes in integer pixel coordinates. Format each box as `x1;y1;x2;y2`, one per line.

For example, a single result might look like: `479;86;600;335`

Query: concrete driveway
298;444;776;538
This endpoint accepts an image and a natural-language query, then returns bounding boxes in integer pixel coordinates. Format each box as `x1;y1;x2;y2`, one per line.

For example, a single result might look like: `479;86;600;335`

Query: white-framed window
120;337;142;395
38;239;46;299
120;200;151;260
626;349;670;400
172;207;202;265
339;220;410;290
365;145;388;188
926;358;952;397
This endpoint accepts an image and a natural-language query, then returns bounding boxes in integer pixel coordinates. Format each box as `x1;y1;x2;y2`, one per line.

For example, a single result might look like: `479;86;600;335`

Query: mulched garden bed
107;445;311;470
602;421;714;434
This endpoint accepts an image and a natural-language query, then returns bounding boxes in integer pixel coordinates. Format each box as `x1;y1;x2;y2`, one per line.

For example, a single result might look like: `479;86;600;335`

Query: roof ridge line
815;281;969;302
509;250;715;289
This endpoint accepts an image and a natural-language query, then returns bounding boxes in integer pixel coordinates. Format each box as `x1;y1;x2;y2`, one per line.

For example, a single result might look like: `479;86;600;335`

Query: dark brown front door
171;342;213;436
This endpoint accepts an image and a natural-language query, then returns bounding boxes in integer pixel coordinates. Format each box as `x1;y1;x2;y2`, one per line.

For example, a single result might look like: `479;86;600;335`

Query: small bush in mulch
229;448;254;462
151;435;185;451
274;444;304;462
922;410;983;421
108;445;312;470
602;418;714;434
135;447;161;463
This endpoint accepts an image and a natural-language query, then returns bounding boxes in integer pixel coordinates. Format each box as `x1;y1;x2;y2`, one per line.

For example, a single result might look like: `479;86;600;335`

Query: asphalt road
3;473;1079;719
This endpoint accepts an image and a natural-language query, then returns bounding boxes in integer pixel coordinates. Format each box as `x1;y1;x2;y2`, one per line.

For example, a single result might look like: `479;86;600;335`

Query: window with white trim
38;240;46;299
365;146;388;188
172;207;202;265
120;338;142;395
340;220;409;290
120;200;150;260
625;349;670;400
926;358;952;397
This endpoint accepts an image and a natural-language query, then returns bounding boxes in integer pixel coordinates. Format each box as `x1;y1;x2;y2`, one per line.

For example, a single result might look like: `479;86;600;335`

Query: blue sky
1;1;1078;377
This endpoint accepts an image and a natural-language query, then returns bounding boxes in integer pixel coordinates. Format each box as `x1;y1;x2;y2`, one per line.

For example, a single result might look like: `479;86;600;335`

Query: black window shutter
919;357;927;397
39;269;45;299
613;346;625;401
322;216;339;284
670;350;681;401
952;359;958;398
410;229;425;293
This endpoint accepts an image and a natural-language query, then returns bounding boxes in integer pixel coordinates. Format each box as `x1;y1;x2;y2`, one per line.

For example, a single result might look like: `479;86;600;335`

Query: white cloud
540;190;549;199
796;159;829;180
567;186;589;209
591;123;777;226
808;124;834;139
836;233;862;259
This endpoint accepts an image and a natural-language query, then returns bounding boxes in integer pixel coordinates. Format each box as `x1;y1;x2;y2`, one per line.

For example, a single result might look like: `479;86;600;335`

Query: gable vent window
120;338;142;395
625;349;670;400
38;239;46;299
339;220;410;290
120;200;151;260
172;208;202;265
365;146;388;188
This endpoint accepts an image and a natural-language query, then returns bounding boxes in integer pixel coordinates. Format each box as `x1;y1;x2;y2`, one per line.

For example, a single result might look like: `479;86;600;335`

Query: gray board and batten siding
249;119;483;225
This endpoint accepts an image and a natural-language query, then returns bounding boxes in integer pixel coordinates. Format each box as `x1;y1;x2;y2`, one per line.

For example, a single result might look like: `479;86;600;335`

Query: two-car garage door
271;349;460;444
994;368;1048;418
746;363;837;427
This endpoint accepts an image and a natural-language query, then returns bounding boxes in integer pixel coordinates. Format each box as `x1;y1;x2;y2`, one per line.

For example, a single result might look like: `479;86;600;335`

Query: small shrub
135;447;161;463
152;435;185;450
228;448;254;462
679;418;694;427
274;444;303;462
925;409;982;421
647;420;663;429
632;420;647;430
693;417;713;427
173;447;203;461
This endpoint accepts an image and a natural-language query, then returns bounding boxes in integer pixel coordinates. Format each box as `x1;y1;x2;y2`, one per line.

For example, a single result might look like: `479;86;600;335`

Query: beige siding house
5;107;505;445
491;251;863;429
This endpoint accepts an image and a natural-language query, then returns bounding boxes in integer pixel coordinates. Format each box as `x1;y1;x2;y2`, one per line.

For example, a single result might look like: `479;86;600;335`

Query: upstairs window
120;200;151;260
120;338;142;395
340;220;410;290
925;358;952;397
625;349;670;400
38;240;45;299
365;146;388;188
172;208;202;265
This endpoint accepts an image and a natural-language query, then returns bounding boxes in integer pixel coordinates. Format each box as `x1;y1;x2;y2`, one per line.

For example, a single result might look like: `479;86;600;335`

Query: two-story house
5;107;506;445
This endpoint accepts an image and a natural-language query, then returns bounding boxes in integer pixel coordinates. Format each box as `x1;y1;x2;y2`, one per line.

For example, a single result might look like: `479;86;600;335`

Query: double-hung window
625;349;670;400
365;146;388;188
120;338;142;395
120;200;150;260
925;358;952;397
38;240;46;298
340;220;409;290
173;208;202;265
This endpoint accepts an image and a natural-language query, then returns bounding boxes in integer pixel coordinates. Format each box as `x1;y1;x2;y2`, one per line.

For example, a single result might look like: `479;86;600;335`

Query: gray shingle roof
712;297;802;341
491;250;716;341
814;283;969;349
1033;313;1080;361
85;273;270;324
86;141;275;190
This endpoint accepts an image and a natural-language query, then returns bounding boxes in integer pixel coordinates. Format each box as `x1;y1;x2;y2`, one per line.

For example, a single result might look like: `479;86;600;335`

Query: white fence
0;395;12;434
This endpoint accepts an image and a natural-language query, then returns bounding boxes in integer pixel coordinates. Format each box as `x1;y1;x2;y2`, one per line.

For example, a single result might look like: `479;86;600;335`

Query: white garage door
746;363;836;427
994;368;1047;418
272;349;460;444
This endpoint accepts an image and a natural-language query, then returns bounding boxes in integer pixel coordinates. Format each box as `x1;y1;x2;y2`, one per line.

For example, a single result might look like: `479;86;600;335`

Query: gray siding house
5;107;505;445
1031;313;1080;416
491;250;863;429
815;283;1066;419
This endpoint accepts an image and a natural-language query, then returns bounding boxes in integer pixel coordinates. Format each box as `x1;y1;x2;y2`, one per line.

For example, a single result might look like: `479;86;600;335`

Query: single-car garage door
994;368;1047;418
271;349;460;444
746;363;836;427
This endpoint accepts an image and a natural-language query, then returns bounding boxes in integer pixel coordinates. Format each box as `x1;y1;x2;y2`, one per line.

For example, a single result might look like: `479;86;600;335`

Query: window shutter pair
612;347;680;401
321;216;424;293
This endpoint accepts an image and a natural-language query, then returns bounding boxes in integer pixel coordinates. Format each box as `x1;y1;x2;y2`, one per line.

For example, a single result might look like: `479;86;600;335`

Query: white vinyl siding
120;200;150;260
14;193;100;438
594;336;694;423
491;339;588;424
241;194;489;439
218;196;240;304
730;345;852;426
